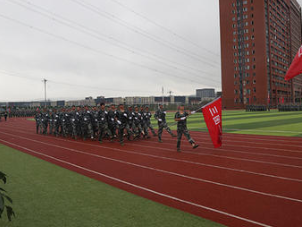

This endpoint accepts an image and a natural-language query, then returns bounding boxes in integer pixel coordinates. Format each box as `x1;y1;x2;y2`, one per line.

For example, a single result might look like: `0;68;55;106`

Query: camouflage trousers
98;123;111;141
177;125;194;149
144;122;156;136
133;123;144;138
158;122;173;140
49;120;54;135
82;123;93;140
118;124;134;143
72;122;81;139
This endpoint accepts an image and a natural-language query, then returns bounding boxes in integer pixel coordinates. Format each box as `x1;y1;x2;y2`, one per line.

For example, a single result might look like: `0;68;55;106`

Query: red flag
285;45;302;81
202;97;222;148
282;97;285;104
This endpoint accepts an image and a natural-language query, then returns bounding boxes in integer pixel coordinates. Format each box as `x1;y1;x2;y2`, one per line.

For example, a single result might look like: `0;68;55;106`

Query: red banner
285;45;302;81
202;97;222;148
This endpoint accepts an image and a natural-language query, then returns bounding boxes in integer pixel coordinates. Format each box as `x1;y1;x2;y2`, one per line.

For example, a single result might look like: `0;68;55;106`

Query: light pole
43;79;47;107
162;86;164;105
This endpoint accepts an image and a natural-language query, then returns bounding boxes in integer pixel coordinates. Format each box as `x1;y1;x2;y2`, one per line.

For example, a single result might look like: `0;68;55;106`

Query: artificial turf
0;144;223;227
150;109;302;137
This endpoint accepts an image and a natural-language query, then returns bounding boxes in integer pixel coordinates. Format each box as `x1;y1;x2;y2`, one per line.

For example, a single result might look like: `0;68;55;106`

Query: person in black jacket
4;111;8;121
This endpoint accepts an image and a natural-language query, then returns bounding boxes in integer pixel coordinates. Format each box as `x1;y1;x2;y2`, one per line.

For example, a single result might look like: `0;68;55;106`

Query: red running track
0;118;302;227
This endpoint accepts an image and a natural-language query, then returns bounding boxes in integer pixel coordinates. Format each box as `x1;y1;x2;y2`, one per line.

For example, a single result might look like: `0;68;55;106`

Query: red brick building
220;0;302;109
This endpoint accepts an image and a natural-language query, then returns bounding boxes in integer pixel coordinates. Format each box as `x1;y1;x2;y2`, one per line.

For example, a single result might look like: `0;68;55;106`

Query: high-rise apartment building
220;0;302;108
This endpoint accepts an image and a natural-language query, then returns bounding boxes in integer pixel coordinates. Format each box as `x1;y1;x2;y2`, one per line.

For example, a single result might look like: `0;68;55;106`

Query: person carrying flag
174;104;199;152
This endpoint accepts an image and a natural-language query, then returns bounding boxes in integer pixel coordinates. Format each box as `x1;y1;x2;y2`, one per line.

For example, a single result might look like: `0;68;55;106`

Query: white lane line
57;137;302;183
129;143;302;169
142;138;302;158
8;120;302;144
190;127;302;134
158;134;302;154
189;131;302;143
0;138;273;227
1;131;302;204
2;127;302;170
5;122;302;149
2;126;302;183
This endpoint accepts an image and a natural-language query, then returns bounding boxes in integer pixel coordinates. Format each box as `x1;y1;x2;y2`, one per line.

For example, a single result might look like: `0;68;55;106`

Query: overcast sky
0;0;300;102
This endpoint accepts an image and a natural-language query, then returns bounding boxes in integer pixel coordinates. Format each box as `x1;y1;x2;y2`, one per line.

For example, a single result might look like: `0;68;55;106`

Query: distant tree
0;172;15;221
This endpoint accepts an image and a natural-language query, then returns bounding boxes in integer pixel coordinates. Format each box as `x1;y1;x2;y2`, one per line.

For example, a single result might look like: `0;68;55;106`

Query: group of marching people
35;103;199;151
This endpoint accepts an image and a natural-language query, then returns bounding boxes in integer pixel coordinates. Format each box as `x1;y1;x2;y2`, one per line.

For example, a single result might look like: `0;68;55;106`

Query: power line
109;0;221;57
7;0;220;80
22;0;219;74
0;69;40;81
69;0;220;66
0;69;155;93
0;13;220;86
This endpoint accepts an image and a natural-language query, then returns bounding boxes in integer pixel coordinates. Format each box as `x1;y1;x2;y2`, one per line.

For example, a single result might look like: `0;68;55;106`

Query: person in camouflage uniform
142;106;156;138
41;108;49;135
71;106;82;140
34;108;42;134
82;105;93;140
133;106;145;139
108;104;117;139
174;104;199;152
116;104;132;145
98;103;112;144
52;108;60;137
4;111;8;121
127;105;135;135
91;106;99;139
154;104;176;143
140;106;146;137
48;108;54;135
60;108;70;137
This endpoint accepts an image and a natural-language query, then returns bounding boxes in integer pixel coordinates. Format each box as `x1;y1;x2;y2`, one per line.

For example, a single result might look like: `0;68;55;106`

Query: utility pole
43;79;47;107
162;87;164;105
168;90;173;104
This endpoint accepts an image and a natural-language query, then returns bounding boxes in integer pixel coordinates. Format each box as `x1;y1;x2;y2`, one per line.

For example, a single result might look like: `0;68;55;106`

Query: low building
196;88;216;100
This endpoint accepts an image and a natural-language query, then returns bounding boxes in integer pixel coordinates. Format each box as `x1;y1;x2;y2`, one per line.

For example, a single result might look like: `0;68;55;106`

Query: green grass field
150;109;302;137
0;144;223;227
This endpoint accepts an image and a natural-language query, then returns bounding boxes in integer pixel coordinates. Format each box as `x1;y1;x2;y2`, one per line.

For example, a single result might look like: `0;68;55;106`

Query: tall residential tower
220;0;302;108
